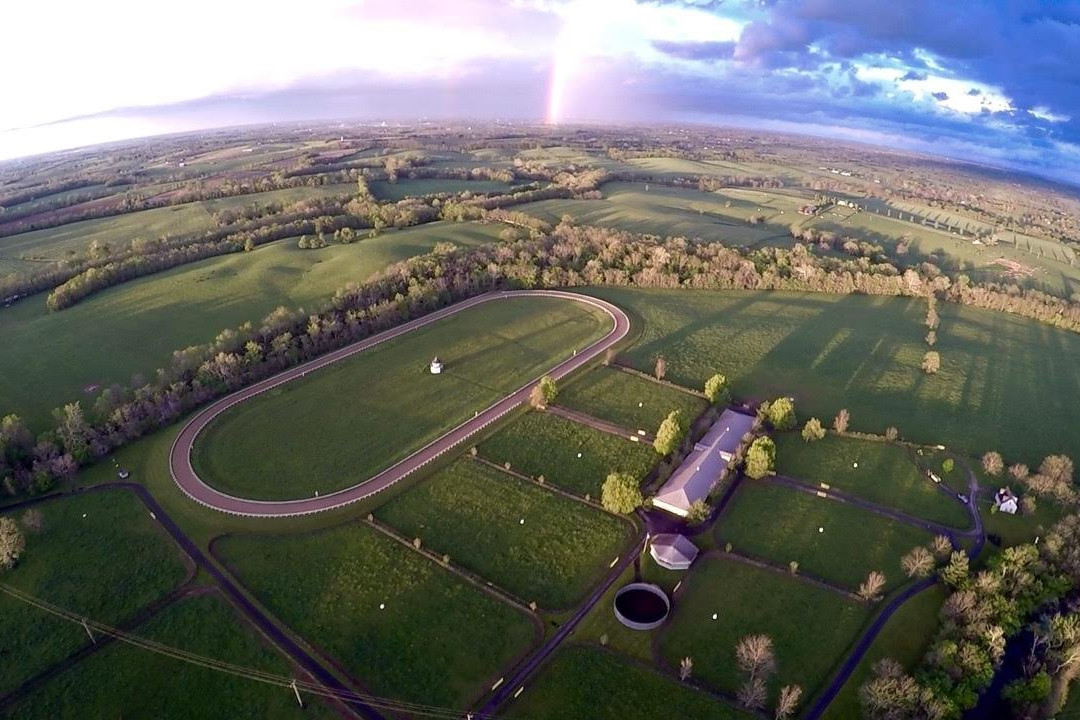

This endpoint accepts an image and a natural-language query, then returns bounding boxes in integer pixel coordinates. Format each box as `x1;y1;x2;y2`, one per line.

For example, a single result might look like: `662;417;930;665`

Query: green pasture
369;178;512;201
622;156;799;182
774;433;969;527
659;554;868;703
822;583;947;720
572;553;690;664
0;184;355;273
0;221;504;431
215;522;537;711
811;209;1080;296
507;645;752;720
558;366;708;432
0;490;189;696
375;459;632;609
192;296;611;500
716;481;935;592
518;182;797;244
7;592;332;720
478;411;659;498
591;287;1080;467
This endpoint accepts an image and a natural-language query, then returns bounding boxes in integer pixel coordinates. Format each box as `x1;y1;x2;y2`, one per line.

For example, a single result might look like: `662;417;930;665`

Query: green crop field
507;645;752;720
558;366;708;432
0;221;505;432
192;295;611;500
0;490;189;695
517;182;798;244
659;554;868;703
822;584;947;720
591;287;1080;467
478;411;659;497
774;434;969;527
0;184;355;274
6;592;333;720
369;178;513;200
716;481;935;592
215;523;537;711
375;459;631;610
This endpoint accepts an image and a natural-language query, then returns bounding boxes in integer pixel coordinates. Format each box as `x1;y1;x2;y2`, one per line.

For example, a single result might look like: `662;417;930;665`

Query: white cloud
1030;106;1070;123
854;65;1013;115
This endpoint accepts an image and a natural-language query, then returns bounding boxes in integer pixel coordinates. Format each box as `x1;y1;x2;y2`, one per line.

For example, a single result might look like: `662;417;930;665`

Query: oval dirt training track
169;290;631;517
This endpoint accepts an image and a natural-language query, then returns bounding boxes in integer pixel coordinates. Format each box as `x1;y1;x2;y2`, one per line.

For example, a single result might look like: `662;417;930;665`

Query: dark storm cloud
725;0;1080;126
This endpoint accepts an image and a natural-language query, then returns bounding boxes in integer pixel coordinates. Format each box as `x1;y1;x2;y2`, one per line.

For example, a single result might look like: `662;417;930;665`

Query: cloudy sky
3;0;1079;183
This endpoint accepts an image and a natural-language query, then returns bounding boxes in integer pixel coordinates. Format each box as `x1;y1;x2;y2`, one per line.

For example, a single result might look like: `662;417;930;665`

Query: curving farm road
170;290;630;517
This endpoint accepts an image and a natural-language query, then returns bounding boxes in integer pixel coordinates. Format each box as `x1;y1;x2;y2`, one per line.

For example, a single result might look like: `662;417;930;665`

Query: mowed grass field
506;645;752;720
558;366;708;432
716;481;935;592
659;554;868;703
374;459;631;610
591;287;1080;466
0;184;355;274
0;221;505;431
369;178;513;201
478;411;659;497
192;296;612;500
0;490;189;695
517;182;797;245
7;592;333;720
215;523;537;711
774;434;969;528
822;584;947;720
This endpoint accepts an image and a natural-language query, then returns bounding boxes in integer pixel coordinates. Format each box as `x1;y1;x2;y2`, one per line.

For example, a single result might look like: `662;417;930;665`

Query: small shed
429;357;443;374
649;533;699;571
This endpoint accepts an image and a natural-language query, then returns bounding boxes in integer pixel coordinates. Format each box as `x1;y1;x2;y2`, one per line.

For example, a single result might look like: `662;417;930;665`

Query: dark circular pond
612;583;670;630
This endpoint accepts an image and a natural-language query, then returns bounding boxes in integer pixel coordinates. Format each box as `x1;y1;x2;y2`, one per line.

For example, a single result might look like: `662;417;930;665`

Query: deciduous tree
704;373;731;405
745;437;776;479
653;410;686;457
0;517;24;570
901;546;935;578
735;634;775;710
765;397;796;430
529;376;558;409
858;571;887;602
775;684;803;720
922;351;941;374
801;417;825;443
982;451;1004;477
686;499;710;525
1009;463;1030;482
601;472;643;514
941;551;970;588
654;355;667;381
833;408;850;434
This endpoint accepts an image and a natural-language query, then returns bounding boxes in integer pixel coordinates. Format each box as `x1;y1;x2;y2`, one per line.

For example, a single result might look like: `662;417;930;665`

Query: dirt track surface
170;290;629;517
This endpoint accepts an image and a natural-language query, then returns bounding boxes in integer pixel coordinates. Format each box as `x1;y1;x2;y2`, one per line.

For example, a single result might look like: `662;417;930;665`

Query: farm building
994;487;1019;515
652;409;756;517
649;533;699;570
